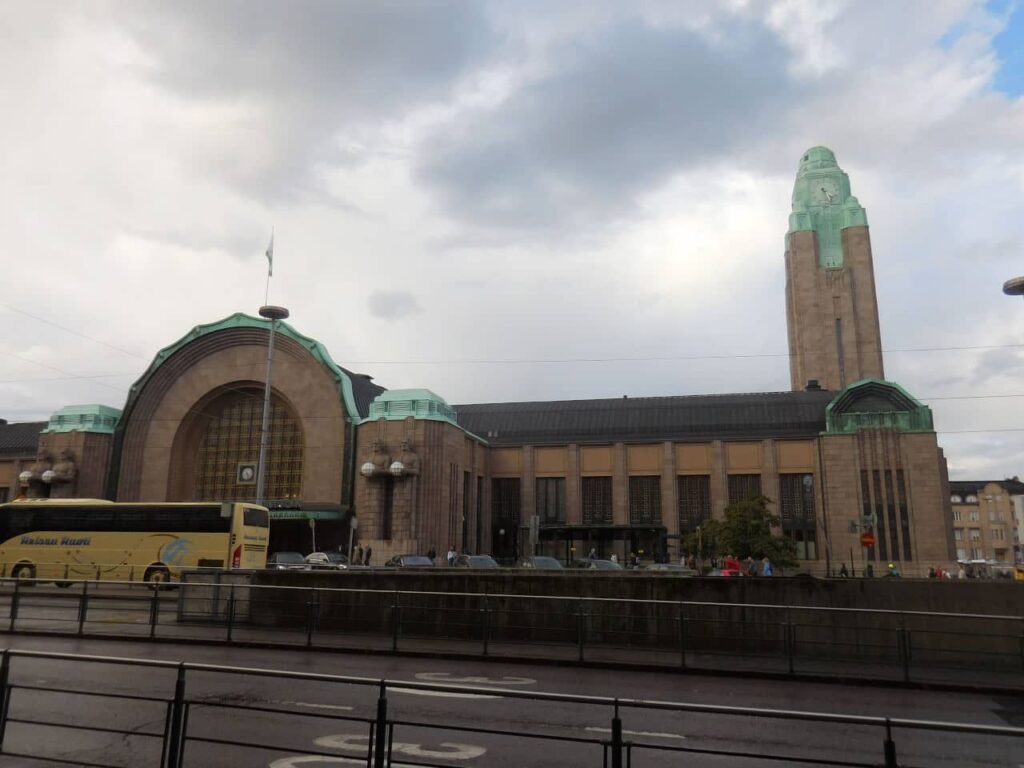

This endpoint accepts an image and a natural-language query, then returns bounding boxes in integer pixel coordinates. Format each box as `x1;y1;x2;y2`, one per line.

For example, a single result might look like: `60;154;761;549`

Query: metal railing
0;577;1021;690
0;647;1021;767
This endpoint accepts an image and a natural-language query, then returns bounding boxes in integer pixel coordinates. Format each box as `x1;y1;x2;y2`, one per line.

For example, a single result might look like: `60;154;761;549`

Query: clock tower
784;146;884;391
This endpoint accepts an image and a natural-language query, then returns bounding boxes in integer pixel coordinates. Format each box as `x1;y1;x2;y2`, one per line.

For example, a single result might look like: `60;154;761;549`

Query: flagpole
264;228;274;305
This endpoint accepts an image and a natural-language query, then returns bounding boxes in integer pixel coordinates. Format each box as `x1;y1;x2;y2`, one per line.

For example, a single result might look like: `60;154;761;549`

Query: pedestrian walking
447;546;457;566
745;556;756;577
363;546;372;566
355;545;363;566
761;557;773;577
588;548;597;560
838;563;849;578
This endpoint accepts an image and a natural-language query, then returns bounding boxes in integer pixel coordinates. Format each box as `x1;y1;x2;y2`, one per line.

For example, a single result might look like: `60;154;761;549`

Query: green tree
683;495;797;572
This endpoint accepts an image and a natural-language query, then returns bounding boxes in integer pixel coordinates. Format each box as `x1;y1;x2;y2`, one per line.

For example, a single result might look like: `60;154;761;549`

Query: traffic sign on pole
859;531;876;548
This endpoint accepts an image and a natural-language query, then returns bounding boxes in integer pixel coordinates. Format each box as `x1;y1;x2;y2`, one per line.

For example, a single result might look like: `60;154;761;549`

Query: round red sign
859;531;876;548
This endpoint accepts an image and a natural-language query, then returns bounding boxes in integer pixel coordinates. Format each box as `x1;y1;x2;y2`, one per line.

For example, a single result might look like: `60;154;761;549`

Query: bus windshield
0;500;270;586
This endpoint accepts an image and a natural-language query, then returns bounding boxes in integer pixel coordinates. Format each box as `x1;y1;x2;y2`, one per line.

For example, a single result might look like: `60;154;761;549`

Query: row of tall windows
489;474;819;560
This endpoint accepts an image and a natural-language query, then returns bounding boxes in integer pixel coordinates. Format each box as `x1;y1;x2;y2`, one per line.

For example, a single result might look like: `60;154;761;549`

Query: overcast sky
1;0;1022;480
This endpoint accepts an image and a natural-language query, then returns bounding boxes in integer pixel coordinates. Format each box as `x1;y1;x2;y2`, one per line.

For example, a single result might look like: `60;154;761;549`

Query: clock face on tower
816;178;841;205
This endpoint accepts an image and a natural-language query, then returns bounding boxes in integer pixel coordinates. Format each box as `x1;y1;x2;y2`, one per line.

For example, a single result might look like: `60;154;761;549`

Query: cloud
115;0;501;202
368;291;422;320
416;20;802;234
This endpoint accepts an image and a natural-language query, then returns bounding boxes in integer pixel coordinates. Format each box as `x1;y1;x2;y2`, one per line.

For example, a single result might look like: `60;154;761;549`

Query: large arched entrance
190;389;304;504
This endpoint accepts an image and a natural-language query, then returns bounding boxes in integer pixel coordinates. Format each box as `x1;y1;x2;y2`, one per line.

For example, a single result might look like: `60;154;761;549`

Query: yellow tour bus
0;499;269;586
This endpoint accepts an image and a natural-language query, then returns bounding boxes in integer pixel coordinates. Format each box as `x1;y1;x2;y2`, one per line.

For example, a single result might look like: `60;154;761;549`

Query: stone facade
0;147;975;577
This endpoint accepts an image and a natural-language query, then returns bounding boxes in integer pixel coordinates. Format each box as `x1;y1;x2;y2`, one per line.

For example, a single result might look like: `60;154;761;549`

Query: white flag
265;233;274;277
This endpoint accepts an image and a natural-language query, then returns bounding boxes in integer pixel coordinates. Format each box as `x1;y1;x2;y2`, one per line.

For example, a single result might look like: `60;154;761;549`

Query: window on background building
965;495;978;504
678;475;711;534
953;529;963;542
629;476;661;524
727;474;761;505
956;548;967;561
536;478;566;525
194;392;303;502
779;474;817;559
582;477;613;525
953;509;961;522
993;528;1005;541
969;510;980;522
969;529;981;542
950;495;962;504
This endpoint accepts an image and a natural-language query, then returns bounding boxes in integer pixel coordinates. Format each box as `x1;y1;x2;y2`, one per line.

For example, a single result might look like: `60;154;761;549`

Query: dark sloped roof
453;390;835;445
342;370;386;418
949;479;1024;496
0;422;45;456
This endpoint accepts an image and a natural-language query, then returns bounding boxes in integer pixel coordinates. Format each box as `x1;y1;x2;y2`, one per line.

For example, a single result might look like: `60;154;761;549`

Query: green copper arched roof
825;378;934;433
126;312;364;422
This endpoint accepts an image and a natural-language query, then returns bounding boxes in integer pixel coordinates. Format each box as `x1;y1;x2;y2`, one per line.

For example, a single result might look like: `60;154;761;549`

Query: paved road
0;635;1019;767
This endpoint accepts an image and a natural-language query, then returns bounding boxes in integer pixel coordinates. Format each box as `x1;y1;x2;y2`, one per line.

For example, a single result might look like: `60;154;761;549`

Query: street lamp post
255;305;290;507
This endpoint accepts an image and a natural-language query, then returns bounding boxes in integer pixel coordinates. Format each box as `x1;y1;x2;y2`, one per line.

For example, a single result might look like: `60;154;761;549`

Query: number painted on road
315;733;486;760
415;672;536;686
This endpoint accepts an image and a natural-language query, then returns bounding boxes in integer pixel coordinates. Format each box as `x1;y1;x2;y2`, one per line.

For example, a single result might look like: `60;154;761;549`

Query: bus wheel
144;566;170;590
11;564;35;583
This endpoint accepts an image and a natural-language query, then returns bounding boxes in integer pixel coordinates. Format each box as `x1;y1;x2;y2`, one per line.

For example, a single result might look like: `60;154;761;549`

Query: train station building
0;147;959;574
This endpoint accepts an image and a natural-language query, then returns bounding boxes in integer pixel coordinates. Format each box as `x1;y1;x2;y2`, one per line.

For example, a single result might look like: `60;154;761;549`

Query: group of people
350;545;373;566
425;547;461;566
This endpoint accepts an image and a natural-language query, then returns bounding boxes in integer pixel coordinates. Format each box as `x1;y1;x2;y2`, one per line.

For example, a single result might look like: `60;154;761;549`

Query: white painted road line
414;672;536;686
278;700;354;712
390;686;497;700
315;733;486;760
585;726;686;741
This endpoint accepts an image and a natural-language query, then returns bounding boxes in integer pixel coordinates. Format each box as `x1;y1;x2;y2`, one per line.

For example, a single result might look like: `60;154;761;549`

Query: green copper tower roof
366;388;458;425
787;146;868;268
43;404;122;434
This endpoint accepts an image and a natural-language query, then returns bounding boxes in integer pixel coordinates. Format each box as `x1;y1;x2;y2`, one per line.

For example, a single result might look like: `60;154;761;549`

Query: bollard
8;582;19;632
786;609;795;675
391;592;401;652
896;623;910;684
225;585;235;643
481;596;490;656
678;603;687;669
0;650;11;750
306;589;318;648
78;581;89;636
610;699;624;768
373;682;388;768
576;599;586;662
164;664;188;768
883;718;898;768
149;586;160;639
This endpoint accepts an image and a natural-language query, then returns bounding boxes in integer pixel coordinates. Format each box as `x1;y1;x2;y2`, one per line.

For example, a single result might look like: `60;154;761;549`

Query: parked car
384;554;436;568
304;551;349;570
453;554;500;569
267;551;309;570
646;563;698;576
585;559;624;571
518;556;564;570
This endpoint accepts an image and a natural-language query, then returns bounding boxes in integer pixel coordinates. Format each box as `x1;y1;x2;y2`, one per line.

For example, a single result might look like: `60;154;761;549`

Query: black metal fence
0;647;1021;767
0;577;1021;690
